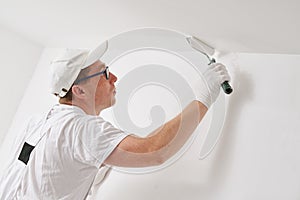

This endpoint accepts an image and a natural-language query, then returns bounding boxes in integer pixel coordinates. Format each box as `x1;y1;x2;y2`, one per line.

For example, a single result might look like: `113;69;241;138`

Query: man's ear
71;85;85;99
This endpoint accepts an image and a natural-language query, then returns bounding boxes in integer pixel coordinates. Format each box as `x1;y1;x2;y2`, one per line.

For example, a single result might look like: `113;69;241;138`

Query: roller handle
210;58;233;95
221;81;233;94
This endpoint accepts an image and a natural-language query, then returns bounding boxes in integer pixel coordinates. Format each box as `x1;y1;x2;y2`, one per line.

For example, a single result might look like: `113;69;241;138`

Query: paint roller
186;36;233;94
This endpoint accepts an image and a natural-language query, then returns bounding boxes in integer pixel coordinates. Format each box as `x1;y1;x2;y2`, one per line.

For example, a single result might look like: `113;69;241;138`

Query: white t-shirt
0;104;128;200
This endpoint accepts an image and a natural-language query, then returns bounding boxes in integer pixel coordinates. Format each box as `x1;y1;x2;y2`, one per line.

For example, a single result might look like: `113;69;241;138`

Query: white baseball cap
50;40;108;97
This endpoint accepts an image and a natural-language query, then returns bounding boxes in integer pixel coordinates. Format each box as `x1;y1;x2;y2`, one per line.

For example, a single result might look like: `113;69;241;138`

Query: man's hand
195;63;231;108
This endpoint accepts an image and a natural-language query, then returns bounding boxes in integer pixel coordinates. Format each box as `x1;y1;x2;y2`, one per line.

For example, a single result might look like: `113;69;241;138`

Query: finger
220;74;231;83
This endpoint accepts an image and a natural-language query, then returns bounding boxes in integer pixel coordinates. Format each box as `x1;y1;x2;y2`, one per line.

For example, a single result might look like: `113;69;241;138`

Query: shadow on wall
207;56;255;191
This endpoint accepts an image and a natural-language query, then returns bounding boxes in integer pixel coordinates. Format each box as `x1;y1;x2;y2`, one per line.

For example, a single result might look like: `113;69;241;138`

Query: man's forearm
105;100;208;167
145;100;208;152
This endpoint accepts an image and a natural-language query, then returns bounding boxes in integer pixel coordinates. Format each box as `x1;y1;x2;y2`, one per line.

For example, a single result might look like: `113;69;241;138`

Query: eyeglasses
74;66;110;84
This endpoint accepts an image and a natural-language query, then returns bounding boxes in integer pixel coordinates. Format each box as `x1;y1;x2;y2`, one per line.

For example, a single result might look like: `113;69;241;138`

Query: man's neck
60;100;100;116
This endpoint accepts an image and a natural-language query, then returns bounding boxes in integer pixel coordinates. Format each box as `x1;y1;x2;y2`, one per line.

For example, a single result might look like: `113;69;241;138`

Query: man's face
83;60;118;112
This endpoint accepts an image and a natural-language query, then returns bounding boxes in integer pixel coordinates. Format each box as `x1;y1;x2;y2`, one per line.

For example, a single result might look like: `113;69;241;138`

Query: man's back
0;104;128;199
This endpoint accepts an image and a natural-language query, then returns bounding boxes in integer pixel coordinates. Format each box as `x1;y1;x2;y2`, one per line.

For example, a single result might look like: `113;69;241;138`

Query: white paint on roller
186;36;215;57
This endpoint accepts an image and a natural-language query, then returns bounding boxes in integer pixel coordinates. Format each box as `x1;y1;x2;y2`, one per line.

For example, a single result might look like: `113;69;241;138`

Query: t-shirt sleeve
73;116;129;167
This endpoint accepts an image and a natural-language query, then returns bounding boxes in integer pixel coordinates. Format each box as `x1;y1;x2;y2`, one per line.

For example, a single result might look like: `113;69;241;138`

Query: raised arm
104;63;230;167
105;100;207;167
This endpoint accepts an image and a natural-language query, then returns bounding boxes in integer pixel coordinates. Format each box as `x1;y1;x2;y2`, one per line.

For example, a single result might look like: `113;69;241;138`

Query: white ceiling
0;0;299;54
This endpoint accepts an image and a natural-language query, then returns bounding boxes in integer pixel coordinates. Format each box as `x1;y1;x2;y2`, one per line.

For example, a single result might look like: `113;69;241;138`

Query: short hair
58;67;91;103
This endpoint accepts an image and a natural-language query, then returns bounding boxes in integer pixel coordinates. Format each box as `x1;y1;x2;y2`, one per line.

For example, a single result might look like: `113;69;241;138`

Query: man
0;41;230;199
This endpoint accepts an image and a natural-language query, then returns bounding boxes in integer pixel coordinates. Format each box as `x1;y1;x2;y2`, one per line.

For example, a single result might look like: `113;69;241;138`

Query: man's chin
109;97;116;107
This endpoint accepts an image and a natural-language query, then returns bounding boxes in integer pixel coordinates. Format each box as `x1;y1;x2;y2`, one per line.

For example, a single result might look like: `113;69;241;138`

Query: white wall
1;47;300;199
0;25;42;146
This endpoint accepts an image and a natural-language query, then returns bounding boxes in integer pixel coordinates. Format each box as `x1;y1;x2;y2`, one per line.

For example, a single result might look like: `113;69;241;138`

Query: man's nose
109;72;117;83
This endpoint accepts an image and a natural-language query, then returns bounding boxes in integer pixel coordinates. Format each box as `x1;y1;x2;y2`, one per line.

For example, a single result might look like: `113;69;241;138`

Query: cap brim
82;40;108;69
